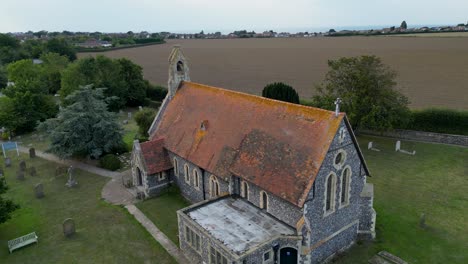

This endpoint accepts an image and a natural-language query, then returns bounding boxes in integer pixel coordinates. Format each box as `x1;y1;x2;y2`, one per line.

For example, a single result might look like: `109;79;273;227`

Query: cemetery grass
0;154;176;264
332;136;468;264
136;187;190;245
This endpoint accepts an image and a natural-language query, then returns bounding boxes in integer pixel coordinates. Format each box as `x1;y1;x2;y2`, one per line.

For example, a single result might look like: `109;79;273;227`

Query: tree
40;52;69;94
400;20;408;29
39;85;123;159
312;55;410;131
117;58;146;106
0;64;7;88
0;177;19;224
134;108;156;135
262;82;300;104
45;38;77;61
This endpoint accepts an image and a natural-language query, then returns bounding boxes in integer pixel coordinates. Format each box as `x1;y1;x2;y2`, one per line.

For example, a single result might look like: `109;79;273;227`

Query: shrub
403;108;468;135
134;108;157;135
262;82;300;104
99;154;122;171
146;83;168;101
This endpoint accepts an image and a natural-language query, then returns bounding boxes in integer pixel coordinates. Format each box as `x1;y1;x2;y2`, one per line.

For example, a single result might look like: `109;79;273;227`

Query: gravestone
19;160;26;171
34;183;44;198
63;218;76;237
138;106;143;111
395;141;401;152
65;166;78;187
5;157;11;167
368;142;381;152
29;166;37;177
127;112;132;119
16;170;25;181
368;142;373;150
419;213;426;229
29;147;36;158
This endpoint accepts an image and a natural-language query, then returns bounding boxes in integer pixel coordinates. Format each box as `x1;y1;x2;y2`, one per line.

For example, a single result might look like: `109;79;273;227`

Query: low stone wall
359;129;468;147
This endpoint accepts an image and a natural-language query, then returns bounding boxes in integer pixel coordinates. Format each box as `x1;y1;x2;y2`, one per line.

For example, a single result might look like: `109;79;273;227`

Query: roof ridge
182;81;345;117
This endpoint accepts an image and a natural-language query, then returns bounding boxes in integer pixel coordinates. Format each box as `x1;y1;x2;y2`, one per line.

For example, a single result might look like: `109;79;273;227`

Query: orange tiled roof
151;81;345;207
140;138;173;175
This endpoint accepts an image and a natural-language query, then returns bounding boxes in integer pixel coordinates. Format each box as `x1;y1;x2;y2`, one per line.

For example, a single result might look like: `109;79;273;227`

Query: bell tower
168;45;190;98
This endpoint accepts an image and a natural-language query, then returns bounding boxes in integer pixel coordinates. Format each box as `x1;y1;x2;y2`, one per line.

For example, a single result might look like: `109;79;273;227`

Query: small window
185;225;201;252
184;164;190;184
173;158;179;176
209;176;220;198
158;172;166;181
193;169;200;188
333;150;347;170
241;181;249;200
210;246;228;264
260;191;268;210
335;153;343;165
177;61;184;72
263;250;272;262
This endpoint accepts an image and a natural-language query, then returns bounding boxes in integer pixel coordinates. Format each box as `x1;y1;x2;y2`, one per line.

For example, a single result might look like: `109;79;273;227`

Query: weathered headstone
16;170;25;181
65;166;78;187
127;112;132;119
29;147;36;158
368;141;373;150
34;183;44;198
138;106;143;111
368;141;381;152
63;218;75;237
29;166;37;177
395;140;401;152
5;157;11;167
19;160;26;171
419;213;426;229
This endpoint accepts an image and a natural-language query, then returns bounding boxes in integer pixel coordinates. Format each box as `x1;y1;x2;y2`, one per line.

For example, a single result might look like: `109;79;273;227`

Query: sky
1;0;467;33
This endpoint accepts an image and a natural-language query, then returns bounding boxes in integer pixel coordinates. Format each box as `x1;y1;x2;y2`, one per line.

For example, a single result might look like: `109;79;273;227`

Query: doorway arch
280;247;298;264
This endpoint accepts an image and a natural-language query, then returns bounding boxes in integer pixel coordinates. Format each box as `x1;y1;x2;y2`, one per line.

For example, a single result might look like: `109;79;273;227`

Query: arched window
184;164;190;184
173;158;179;176
193;169;200;188
177;61;184;72
325;173;337;215
241;181;249;200
209;176;220;198
340;167;351;207
260;191;268;210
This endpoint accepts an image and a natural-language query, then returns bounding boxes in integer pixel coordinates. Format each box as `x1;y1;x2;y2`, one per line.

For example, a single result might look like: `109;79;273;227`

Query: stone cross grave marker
63;218;76;237
5;157;11;167
19;160;26;171
34;183;44;198
30;166;37;177
16;170;25;181
29;147;36;158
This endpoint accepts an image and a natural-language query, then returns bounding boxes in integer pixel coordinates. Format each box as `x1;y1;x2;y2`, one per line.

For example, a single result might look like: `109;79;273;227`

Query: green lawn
136;188;190;245
332;136;468;264
0;154;176;264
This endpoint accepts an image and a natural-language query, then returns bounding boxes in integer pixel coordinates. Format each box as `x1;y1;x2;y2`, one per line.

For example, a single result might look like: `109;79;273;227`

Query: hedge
99;154;122;171
403;108;468;135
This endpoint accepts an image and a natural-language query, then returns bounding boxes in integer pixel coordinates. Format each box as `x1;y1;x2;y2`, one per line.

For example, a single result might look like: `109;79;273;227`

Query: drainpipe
273;243;280;264
201;168;206;200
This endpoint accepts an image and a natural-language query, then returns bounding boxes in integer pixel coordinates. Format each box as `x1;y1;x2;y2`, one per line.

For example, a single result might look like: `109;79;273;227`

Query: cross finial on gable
334;97;342;117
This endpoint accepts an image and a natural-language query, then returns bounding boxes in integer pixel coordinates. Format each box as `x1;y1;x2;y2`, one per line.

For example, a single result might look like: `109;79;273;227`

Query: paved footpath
126;204;189;264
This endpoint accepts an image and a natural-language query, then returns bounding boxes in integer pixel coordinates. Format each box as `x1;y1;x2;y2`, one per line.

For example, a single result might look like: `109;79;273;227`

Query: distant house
76;39;112;48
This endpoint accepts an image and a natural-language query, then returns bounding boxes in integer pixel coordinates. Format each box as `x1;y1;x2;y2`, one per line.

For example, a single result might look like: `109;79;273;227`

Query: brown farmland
79;37;468;110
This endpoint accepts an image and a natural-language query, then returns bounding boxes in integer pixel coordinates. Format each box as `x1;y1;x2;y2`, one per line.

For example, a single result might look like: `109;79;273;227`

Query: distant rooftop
187;197;295;254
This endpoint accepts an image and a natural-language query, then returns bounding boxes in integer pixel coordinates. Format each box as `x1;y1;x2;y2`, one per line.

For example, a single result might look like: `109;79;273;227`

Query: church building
130;45;376;264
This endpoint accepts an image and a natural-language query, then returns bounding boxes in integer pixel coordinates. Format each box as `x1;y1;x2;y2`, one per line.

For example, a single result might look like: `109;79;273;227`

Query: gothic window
325;173;337;215
177;61;184;72
184;164;190;184
260;191;269;211
340;167;351;207
209;176;220;198
193;169;200;189
241;181;249;200
173;158;179;176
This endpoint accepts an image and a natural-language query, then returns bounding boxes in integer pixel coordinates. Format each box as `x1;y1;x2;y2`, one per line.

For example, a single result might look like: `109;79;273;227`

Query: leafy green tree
45;38;77;61
22;39;45;59
312;55;410;130
40;52;69;94
117;58;147;106
134;108;156;135
262;82;300;104
39;85;123;159
5;59;47;95
61;56;127;110
0;64;7;88
0;33;21;64
0;177;19;224
400;21;408;29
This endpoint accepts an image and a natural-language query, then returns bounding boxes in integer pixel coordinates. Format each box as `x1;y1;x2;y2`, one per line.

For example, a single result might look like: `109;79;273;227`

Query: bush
99;154;122;171
403;109;468;135
134;108;157;135
146;84;168;101
262;82;300;104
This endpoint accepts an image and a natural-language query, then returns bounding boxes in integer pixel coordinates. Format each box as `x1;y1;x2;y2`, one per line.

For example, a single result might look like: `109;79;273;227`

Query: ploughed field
79;37;468;110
